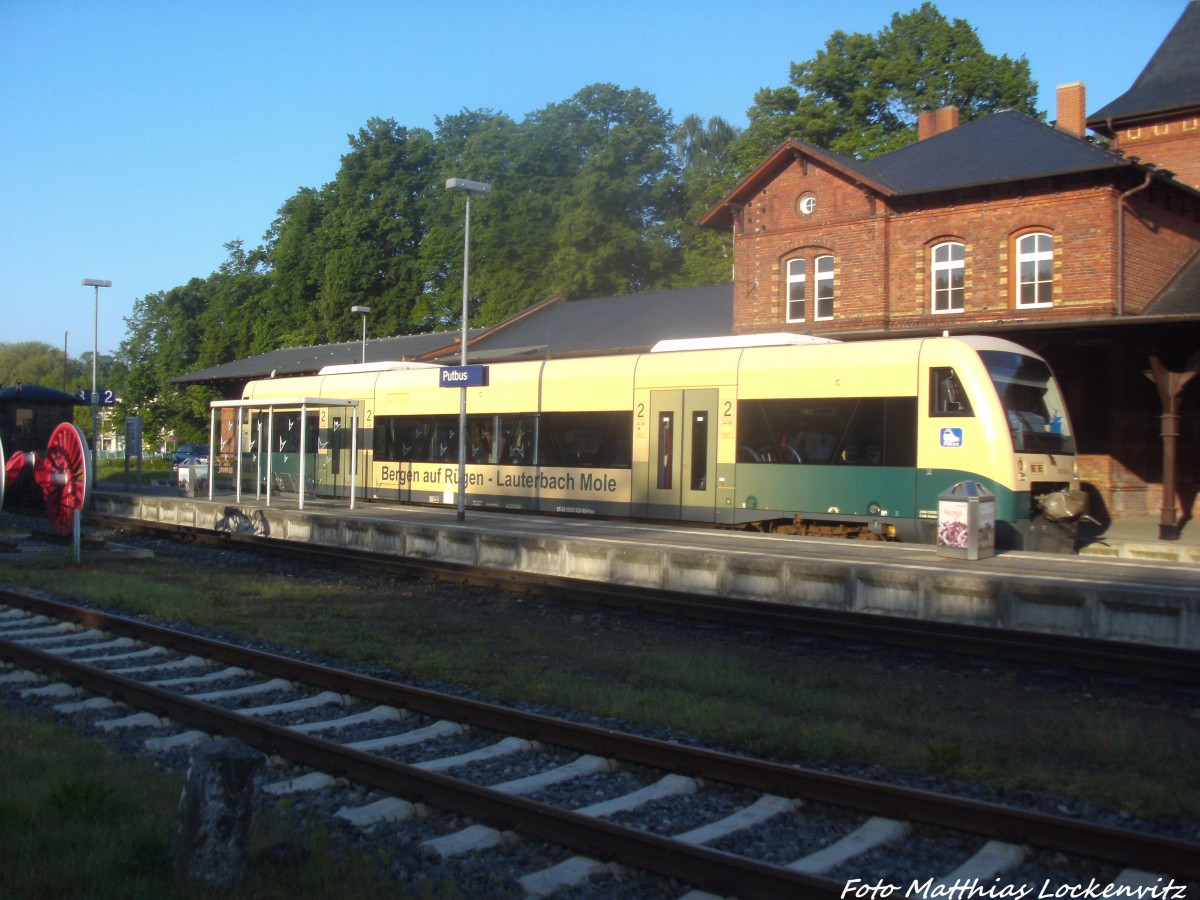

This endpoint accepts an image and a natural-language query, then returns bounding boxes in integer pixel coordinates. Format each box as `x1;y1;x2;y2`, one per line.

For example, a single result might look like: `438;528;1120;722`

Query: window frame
814;254;835;321
931;241;965;314
1015;231;1054;309
785;258;807;322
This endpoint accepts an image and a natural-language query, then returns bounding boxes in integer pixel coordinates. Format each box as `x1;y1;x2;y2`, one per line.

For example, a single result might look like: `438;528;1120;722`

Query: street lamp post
445;177;491;522
350;305;371;364
82;278;111;472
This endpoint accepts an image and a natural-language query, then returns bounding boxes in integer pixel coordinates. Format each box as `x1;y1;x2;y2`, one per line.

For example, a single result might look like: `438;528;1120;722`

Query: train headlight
1017;458;1026;481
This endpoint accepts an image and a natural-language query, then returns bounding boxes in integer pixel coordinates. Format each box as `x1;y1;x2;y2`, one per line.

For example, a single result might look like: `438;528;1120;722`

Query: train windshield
979;350;1075;454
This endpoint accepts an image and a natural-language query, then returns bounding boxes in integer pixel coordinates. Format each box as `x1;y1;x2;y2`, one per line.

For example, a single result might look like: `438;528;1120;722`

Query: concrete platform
91;488;1200;650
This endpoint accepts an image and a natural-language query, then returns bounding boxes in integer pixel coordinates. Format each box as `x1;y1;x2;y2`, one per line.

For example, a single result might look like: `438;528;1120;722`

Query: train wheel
34;423;92;537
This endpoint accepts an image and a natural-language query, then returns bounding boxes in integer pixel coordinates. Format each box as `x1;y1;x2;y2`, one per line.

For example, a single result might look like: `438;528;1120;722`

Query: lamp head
445;178;491;194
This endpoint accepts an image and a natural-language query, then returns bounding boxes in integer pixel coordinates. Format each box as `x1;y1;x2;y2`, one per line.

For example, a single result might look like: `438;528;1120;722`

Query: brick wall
730;162;1200;335
1109;112;1200;192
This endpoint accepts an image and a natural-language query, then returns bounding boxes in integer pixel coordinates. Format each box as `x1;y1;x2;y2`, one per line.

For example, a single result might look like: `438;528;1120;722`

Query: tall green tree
261;188;326;350
413;109;541;329
534;84;682;298
196;240;269;366
0;342;83;393
117;282;216;443
672;114;740;285
315;118;438;340
734;2;1038;165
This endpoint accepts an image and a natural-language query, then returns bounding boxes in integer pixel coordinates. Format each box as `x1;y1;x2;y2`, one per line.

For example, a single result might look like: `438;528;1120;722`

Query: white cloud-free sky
0;0;1187;355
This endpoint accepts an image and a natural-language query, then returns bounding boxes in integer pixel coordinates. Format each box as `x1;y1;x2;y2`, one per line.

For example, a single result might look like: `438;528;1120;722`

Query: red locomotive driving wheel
34;423;92;536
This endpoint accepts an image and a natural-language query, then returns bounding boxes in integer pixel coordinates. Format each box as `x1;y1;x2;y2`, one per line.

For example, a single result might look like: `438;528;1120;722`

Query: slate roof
1144;253;1200;316
169;329;484;387
444;283;734;362
701;111;1142;230
858;110;1133;195
171;283;735;387
1088;1;1200;131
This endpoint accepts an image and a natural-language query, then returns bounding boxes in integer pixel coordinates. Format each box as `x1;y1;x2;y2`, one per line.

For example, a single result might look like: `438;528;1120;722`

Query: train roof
0;384;77;403
650;333;838;352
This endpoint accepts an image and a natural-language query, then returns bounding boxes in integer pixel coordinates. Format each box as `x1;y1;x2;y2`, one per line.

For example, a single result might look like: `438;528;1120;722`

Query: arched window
1016;232;1053;307
785;253;836;323
814;255;835;320
931;242;964;313
786;258;806;322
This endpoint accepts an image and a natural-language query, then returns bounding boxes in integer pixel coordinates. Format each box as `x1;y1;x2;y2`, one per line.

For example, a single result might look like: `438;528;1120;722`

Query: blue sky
0;0;1188;357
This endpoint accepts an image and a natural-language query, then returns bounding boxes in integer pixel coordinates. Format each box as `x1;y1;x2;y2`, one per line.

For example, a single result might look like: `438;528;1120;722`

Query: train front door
647;389;718;522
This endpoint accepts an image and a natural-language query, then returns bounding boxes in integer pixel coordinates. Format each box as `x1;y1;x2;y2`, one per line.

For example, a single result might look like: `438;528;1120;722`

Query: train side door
317;407;356;499
647;389;718;522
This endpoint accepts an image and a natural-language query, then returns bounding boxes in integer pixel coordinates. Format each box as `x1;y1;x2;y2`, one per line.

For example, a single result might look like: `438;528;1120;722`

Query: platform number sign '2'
77;388;116;407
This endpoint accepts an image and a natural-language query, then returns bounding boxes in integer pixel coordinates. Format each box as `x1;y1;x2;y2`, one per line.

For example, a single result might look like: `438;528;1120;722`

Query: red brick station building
183;5;1199;540
700;3;1200;539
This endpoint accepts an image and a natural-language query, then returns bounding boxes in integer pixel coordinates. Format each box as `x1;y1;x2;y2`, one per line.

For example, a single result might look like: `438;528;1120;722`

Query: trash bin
178;463;209;498
936;481;995;560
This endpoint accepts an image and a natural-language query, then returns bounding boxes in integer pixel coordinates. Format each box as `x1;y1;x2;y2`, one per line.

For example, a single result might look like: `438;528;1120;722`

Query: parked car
171;444;210;472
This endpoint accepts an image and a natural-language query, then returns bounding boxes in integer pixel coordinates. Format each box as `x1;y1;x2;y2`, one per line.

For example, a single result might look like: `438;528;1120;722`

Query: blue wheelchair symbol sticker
940;427;963;448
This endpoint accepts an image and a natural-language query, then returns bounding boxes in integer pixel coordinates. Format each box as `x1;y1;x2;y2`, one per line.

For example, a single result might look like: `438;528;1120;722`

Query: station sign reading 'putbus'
439;365;489;387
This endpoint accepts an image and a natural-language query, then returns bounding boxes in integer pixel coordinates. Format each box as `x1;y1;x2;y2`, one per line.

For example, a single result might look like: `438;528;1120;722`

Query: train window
690;411;708;490
15;407;33;437
373;416;434;462
738;397;916;467
373;414;532;464
426;419;459;462
539;411;632;468
930;368;974;417
270;413;319;453
501;416;537;466
657;412;674;489
979;350;1075;454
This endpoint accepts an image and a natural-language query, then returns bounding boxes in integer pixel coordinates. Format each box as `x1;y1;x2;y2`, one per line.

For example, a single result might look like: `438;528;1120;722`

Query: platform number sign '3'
940;427;963;448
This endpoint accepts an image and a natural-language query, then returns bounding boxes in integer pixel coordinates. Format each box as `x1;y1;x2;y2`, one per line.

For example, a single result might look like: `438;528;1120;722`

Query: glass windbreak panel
657;412;674;489
979;350;1075;453
690;410;708;491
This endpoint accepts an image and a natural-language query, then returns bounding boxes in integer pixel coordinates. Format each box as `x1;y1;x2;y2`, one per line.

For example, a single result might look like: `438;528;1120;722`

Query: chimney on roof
917;106;959;141
1056;82;1087;137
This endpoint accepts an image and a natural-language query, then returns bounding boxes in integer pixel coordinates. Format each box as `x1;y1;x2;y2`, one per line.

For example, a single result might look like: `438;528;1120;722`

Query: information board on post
439;365;489;388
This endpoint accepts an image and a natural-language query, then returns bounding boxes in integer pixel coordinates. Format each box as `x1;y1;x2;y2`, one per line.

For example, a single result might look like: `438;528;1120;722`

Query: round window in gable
797;193;817;216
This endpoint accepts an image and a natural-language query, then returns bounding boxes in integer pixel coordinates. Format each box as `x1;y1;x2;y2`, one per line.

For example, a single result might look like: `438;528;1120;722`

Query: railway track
2;586;1196;898
87;511;1200;684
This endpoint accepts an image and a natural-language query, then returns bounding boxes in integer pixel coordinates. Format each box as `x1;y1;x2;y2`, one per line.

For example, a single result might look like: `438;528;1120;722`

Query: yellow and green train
238;334;1087;551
